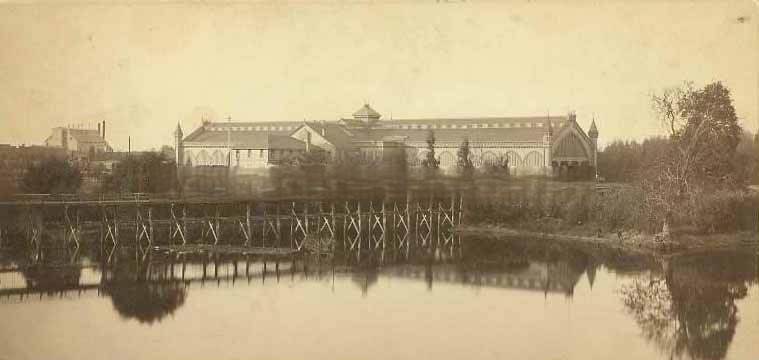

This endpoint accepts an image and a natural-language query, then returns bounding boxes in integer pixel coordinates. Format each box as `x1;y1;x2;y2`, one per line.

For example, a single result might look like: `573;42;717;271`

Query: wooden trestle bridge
0;196;464;257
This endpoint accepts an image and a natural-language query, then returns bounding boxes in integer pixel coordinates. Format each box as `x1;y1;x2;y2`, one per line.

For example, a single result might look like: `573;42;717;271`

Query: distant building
44;121;112;156
176;104;599;176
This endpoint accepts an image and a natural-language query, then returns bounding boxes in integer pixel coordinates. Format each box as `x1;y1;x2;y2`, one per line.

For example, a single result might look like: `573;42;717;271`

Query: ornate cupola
353;103;382;127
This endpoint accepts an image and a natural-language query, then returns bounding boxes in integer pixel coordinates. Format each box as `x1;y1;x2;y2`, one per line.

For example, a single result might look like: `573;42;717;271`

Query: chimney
102;121;106;139
98;123;101;137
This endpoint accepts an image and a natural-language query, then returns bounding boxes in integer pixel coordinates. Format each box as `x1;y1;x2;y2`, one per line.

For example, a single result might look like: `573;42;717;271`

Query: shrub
590;186;648;231
22;158;82;194
102;152;176;194
683;189;758;233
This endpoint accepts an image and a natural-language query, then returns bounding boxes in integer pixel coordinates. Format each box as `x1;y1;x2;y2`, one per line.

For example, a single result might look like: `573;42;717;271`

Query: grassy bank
458;224;757;255
462;183;758;254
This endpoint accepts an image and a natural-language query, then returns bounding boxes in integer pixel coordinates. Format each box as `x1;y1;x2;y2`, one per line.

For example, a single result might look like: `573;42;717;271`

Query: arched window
505;151;522;167
196;150;210;166
438;151;455;168
481;151;498;166
523;151;544;167
211;150;224;165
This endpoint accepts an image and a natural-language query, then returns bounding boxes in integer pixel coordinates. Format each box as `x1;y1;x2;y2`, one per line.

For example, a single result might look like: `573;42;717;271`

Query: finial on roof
568;110;577;122
588;118;598;138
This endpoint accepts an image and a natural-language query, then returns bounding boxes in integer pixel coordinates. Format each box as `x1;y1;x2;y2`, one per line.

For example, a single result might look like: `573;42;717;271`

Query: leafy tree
597;137;670;182
294;149;329;169
386;143;408;179
457;138;474;177
103;152;177;193
483;154;510;177
732;131;759;185
160;145;175;160
421;130;439;170
755;133;759;184
22;158;82;194
295;149;329;187
646;82;744;230
651;81;742;190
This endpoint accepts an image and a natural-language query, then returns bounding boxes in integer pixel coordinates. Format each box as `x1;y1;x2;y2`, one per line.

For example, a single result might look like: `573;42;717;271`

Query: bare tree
646;82;743;233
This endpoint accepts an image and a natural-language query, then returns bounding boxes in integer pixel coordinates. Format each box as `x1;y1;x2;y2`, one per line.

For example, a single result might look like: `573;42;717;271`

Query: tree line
598;81;758;234
20;152;178;195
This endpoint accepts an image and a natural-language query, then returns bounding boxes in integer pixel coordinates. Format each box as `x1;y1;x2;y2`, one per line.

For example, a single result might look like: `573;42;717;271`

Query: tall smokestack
102;121;106;139
98;123;101;137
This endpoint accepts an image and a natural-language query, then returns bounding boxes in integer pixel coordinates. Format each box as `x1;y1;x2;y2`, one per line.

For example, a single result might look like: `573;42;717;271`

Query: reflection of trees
103;258;187;325
22;265;82;292
621;253;756;360
105;281;187;325
351;270;378;296
17;246;83;293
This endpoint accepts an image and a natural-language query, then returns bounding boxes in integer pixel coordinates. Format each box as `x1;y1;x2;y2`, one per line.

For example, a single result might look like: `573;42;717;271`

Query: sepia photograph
0;0;757;359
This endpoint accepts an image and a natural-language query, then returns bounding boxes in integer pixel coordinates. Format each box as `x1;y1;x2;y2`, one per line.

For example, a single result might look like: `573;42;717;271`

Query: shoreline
457;224;758;256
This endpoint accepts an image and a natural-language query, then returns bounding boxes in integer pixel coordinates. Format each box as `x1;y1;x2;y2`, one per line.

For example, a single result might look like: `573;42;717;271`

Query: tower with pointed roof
543;113;554;176
174;122;184;170
588;117;598;170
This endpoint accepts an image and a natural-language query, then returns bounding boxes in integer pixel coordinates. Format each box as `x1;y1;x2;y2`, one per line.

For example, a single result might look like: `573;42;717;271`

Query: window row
208;125;297;132
380;122;565;130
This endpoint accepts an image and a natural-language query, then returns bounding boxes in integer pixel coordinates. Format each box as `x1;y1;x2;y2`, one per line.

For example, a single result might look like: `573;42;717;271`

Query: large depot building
175;104;599;176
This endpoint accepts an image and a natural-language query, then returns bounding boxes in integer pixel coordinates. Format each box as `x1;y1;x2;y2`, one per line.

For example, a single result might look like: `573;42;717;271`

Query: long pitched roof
352;127;549;144
183;121;302;146
379;116;565;127
352;116;566;143
183;115;573;148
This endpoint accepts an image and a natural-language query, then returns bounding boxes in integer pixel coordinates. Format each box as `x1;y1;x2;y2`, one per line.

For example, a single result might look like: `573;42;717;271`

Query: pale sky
0;0;757;151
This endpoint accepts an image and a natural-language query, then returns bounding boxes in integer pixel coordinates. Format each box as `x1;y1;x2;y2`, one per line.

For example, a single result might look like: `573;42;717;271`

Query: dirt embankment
457;224;758;256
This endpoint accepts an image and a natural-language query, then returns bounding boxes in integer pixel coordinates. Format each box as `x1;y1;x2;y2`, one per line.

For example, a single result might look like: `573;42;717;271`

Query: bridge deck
152;244;300;257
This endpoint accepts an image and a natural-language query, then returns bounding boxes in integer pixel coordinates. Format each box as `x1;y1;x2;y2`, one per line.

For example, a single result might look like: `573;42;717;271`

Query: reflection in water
0;237;756;360
621;252;757;360
105;282;187;324
22;265;82;293
101;255;187;324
